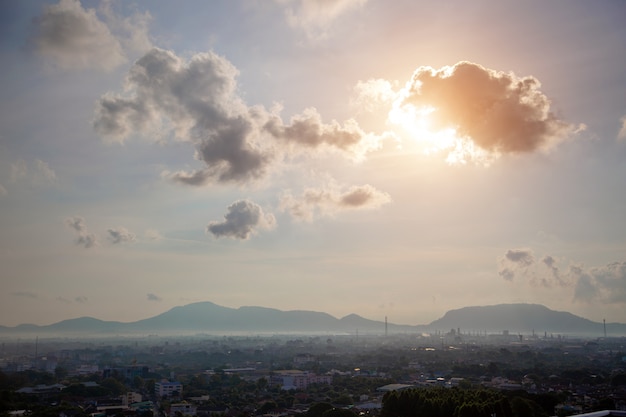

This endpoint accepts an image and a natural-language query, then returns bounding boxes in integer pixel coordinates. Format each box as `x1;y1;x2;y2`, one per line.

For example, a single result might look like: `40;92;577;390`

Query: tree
307;402;334;417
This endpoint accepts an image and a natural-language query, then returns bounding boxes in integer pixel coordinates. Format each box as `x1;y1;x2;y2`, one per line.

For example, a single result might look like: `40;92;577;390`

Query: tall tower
604;319;607;338
385;316;388;337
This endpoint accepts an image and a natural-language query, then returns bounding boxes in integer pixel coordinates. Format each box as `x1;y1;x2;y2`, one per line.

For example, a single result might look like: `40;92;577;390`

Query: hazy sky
1;0;626;327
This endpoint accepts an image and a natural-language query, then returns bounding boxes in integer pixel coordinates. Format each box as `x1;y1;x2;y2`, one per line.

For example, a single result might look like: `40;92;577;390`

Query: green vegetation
381;387;550;417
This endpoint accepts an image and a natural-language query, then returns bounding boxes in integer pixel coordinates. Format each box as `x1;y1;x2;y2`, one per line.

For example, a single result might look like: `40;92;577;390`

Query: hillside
0;302;624;337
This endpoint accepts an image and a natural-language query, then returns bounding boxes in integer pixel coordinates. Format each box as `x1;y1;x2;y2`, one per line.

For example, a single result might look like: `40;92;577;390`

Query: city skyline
1;0;625;327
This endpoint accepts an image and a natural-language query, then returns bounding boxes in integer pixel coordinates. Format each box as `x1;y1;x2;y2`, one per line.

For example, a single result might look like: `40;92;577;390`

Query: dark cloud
147;293;162;302
107;227;137;244
499;249;535;278
207;200;275;240
32;0;126;71
400;61;575;155
280;183;391;221
13;291;37;299
74;296;87;303
94;47;385;185
65;216;98;248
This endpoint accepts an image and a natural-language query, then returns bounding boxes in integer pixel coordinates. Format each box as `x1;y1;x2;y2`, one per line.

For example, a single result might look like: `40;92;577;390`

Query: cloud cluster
31;0;151;72
572;262;626;304
399;61;575;155
277;0;367;39
280;183;391;221
65;216;98;248
499;249;626;305
207;200;276;240
94;47;385;185
498;248;569;288
65;217;140;248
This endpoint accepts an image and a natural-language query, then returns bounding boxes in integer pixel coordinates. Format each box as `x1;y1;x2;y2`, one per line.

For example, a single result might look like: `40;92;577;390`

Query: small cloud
207;200;276;240
65;216;98;248
281;183;391;222
32;0;126;71
57;297;71;304
277;0;368;39
35;159;57;183
107;227;136;244
13;291;38;299
9;159;28;183
352;78;398;112
144;229;162;241
619;115;626;141
74;296;88;303
147;293;162;302
8;159;57;187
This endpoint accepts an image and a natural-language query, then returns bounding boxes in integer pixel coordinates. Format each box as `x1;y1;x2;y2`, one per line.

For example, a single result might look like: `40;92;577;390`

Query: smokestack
604;319;607;338
385;316;388;337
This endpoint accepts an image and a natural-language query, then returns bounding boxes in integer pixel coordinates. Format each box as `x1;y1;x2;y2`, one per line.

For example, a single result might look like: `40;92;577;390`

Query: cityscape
2;1;626;416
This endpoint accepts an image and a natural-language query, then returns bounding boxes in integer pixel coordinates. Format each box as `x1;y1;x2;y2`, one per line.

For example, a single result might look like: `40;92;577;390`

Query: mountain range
0;302;624;337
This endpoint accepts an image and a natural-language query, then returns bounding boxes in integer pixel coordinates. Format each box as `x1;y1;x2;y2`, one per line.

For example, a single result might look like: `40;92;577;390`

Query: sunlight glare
388;102;493;166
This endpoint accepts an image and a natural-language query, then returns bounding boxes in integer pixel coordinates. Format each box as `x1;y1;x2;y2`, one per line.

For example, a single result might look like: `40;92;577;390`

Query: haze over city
1;0;625;328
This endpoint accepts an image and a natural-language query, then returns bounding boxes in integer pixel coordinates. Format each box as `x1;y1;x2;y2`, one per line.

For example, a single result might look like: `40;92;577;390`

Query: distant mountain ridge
1;302;624;337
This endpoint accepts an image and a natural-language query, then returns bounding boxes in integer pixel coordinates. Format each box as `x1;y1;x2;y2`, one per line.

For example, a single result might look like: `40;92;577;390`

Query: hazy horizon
1;1;625;327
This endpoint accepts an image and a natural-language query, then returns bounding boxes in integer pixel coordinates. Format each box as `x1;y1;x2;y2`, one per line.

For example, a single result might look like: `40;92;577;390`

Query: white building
155;381;183;398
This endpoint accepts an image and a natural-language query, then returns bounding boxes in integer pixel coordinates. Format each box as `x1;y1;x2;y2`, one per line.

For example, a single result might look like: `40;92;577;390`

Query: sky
1;0;626;328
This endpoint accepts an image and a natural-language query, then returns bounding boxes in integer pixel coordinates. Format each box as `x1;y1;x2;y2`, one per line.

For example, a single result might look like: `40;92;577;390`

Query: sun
387;102;492;165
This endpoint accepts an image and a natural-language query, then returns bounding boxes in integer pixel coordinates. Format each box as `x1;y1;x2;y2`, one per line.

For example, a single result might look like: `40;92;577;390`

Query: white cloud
107;227;136;244
207;200;276;240
99;0;152;56
32;0;126;71
94;47;386;186
394;61;577;161
7;159;57;188
9;159;28;183
352;78;398;112
278;0;367;39
280;183;391;222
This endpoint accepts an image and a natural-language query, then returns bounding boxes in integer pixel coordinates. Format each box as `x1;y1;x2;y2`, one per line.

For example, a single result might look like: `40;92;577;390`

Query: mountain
0;302;624;337
427;303;625;336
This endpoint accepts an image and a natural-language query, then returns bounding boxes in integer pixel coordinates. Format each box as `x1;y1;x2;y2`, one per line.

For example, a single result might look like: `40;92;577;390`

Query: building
155;381;183;398
168;403;197;417
270;371;332;390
